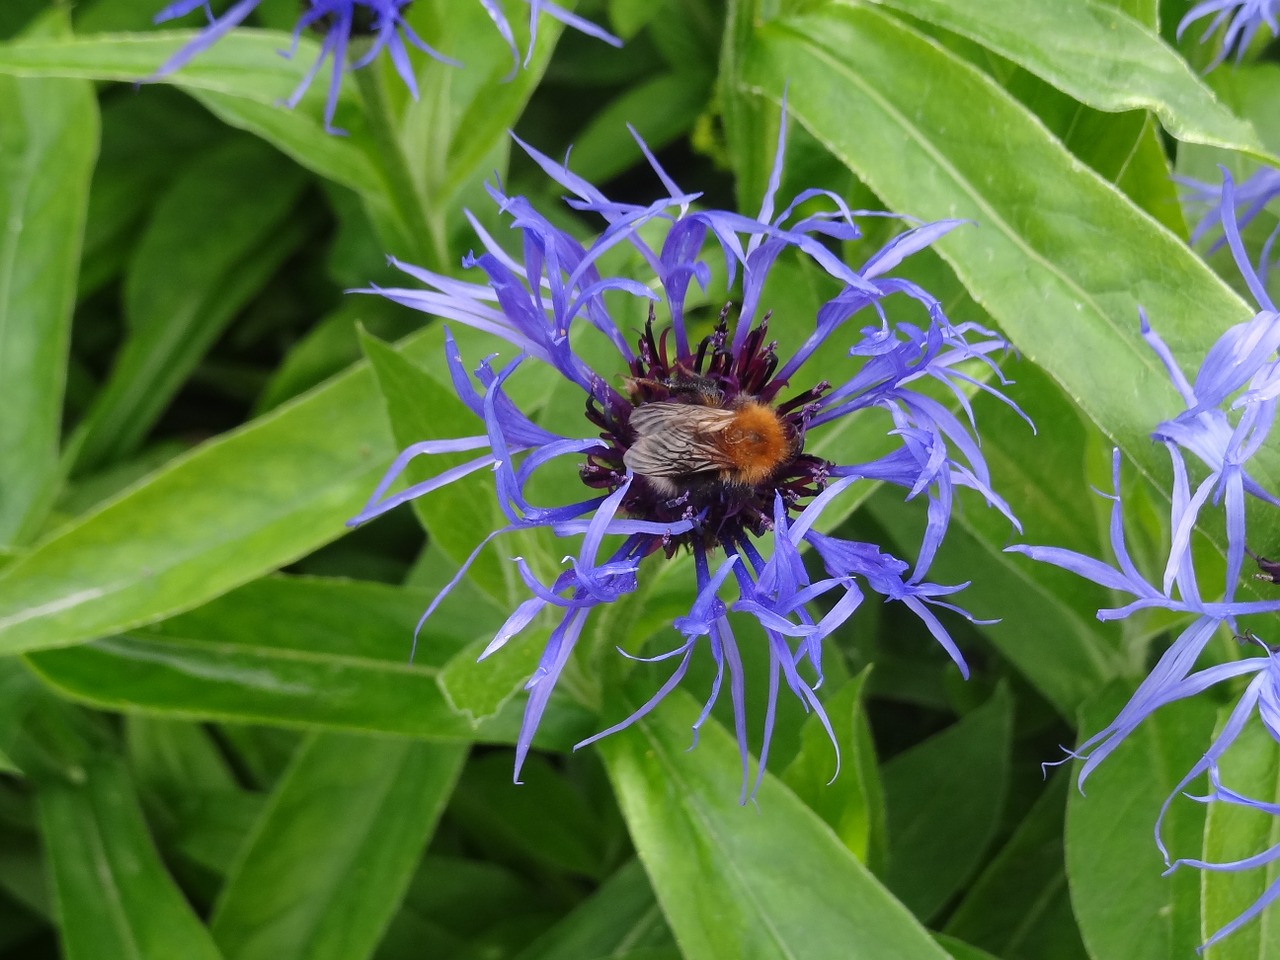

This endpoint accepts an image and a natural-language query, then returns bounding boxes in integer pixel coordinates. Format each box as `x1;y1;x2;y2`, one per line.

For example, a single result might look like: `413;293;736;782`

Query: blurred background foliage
0;0;1277;958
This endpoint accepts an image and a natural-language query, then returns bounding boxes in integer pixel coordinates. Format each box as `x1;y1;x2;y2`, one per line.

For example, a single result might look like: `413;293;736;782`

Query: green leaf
0;349;393;654
71;137;309;473
567;72;712;184
15;567;583;752
79;89;219;299
865;0;1273;162
513;859;674;960
37;754;222;960
781;668;887;869
0;30;337;106
448;752;610;879
601;685;953;960
210;732;465;960
881;685;1013;922
0;306;506;654
934;935;1005;960
737;2;1280;562
189;89;383;197
1199;713;1280;960
1065;682;1218;960
0;14;98;546
945;771;1089;960
22;627;594;750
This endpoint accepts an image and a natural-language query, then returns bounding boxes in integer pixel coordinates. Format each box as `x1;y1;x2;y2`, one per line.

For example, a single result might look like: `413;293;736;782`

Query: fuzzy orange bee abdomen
716;402;793;485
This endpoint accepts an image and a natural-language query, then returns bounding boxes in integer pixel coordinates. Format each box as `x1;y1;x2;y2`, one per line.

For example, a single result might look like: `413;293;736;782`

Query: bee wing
624;404;736;477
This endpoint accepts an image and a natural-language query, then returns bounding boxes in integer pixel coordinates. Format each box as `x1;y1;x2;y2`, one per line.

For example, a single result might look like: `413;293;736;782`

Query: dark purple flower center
580;305;832;553
305;0;392;35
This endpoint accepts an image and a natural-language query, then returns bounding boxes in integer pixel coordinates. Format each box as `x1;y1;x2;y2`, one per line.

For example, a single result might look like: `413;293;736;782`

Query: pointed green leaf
945;771;1089;960
38;755;222;960
781;669;887;869
211;732;465;960
72;137;309;473
881;685;1014;922
513;860;674;960
0;15;98;545
601;686;953;960
866;0;1273;161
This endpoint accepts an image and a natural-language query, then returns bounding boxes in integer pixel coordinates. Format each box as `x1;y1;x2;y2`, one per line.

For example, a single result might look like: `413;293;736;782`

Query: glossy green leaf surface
211;732;465;960
37;755;222;960
0;355;394;653
602;686;953;960
0;31;334;105
0;15;97;546
866;0;1272;161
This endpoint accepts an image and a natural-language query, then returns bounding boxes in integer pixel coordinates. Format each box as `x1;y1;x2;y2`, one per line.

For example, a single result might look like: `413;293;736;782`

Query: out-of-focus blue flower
1179;0;1279;68
1181;166;1280;256
349;115;1025;797
151;0;621;133
1009;167;1280;948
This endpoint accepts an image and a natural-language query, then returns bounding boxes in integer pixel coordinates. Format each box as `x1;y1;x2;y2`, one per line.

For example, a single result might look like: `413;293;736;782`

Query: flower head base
151;0;620;133
1179;0;1279;69
351;114;1025;798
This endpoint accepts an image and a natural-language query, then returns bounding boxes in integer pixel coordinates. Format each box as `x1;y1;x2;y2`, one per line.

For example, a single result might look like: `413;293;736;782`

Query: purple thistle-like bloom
151;0;620;133
1179;0;1279;68
350;116;1025;797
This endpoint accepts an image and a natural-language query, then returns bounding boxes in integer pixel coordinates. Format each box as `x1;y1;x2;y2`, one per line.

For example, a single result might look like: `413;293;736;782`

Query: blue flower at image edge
151;0;621;132
1179;0;1279;68
347;113;1027;801
1180;165;1280;280
1010;170;1280;950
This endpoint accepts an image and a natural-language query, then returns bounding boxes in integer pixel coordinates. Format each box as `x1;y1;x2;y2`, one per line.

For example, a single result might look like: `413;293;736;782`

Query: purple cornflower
1009;169;1280;947
349;115;1025;798
151;1;620;133
1179;0;1279;68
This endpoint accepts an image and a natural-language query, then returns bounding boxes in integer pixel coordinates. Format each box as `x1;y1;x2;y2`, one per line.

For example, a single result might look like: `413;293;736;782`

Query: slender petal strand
350;108;1022;796
151;0;619;132
1179;0;1280;68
